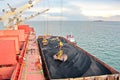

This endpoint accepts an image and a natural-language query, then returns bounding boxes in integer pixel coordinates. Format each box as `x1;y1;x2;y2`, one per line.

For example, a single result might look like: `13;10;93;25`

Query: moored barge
37;35;120;80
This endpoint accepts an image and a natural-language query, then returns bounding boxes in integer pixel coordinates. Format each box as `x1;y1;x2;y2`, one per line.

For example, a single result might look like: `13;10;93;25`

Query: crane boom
8;8;49;24
8;9;49;30
0;0;41;21
16;9;49;24
7;3;16;12
23;9;49;21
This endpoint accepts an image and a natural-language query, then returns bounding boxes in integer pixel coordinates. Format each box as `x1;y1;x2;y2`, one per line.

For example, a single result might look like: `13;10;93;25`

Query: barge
37;36;120;80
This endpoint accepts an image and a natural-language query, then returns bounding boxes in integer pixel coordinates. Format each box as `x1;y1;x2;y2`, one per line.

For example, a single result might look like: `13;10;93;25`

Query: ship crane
7;9;49;30
15;9;49;26
1;0;41;20
0;0;41;29
7;3;16;12
20;9;49;24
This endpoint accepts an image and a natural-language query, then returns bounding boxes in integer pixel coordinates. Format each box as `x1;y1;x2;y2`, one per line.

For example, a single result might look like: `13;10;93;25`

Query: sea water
0;21;120;72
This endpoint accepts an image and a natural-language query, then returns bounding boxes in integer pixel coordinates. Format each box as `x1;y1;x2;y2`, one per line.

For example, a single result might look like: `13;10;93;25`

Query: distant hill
93;20;104;22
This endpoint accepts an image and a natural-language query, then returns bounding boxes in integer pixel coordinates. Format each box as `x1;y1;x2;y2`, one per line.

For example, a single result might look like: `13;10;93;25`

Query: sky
0;0;120;21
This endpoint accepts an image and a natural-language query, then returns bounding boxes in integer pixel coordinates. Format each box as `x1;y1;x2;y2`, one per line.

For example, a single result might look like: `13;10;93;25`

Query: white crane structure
0;0;49;30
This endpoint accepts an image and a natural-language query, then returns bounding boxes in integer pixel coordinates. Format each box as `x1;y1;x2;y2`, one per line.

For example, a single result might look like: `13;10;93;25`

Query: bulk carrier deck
0;25;45;80
0;25;120;80
0;0;120;80
17;31;45;80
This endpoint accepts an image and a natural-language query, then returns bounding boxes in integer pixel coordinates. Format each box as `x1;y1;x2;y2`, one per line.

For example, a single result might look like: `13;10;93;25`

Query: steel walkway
19;32;45;80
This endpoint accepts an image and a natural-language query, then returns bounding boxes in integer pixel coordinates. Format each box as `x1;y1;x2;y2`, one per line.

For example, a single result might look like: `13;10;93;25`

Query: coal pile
37;36;112;79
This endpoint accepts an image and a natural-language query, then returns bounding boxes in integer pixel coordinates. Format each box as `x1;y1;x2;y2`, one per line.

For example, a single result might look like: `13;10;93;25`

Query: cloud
24;7;68;21
82;10;120;17
1;0;120;21
48;7;69;13
26;6;69;14
25;7;49;13
43;14;67;21
24;0;89;21
70;1;120;18
27;14;67;21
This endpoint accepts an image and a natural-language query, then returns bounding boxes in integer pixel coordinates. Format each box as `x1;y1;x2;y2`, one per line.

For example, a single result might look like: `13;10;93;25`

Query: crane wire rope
43;0;49;35
59;0;63;36
43;0;46;35
46;0;49;35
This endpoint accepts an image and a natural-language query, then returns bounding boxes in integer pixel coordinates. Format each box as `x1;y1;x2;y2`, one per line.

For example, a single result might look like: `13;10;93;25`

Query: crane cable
46;0;49;34
43;0;46;34
60;0;63;36
43;0;49;35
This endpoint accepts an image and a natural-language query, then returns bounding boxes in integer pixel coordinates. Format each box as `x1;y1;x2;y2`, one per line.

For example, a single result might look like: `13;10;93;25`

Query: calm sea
0;21;120;72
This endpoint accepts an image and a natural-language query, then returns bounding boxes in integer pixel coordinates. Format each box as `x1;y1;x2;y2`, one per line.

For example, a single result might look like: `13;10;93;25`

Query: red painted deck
18;32;45;80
